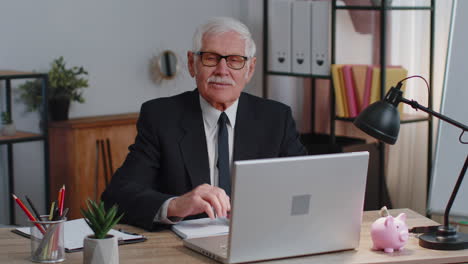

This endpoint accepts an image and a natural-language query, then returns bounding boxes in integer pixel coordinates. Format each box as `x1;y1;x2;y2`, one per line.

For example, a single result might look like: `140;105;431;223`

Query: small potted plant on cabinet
1;111;16;136
81;199;123;264
17;56;89;121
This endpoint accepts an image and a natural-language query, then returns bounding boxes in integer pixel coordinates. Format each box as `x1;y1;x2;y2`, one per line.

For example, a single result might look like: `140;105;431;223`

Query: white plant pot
1;123;16;136
83;235;119;264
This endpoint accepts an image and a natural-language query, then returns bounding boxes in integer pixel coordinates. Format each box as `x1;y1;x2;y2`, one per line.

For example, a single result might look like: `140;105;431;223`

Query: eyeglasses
195;51;248;70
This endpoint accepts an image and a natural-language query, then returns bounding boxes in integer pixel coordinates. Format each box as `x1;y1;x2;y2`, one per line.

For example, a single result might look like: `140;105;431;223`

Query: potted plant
16;56;89;121
81;199;123;264
1;111;16;136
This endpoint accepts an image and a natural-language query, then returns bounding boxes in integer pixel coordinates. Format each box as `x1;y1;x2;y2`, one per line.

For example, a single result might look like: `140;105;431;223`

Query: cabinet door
94;124;138;199
68;124;137;220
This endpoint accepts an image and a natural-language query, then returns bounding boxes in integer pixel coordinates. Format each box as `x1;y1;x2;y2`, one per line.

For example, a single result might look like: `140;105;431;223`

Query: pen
12;194;46;234
57;188;62;209
25;195;42;221
52;205;60;221
25;196;47;230
118;228;140;236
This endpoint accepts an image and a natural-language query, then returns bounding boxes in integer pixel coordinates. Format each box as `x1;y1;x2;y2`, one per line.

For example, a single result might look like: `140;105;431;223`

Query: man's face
188;31;256;111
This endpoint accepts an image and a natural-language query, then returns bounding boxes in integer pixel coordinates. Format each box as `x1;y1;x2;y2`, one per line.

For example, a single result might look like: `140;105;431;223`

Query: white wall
0;0;265;225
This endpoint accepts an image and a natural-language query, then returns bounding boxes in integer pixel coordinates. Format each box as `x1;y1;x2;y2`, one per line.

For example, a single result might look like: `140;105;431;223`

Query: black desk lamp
353;77;468;250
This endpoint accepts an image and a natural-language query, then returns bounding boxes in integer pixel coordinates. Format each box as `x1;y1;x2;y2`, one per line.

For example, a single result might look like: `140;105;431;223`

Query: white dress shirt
154;95;238;224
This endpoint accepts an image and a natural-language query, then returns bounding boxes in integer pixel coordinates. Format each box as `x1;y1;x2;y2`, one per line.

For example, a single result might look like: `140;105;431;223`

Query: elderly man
102;17;307;230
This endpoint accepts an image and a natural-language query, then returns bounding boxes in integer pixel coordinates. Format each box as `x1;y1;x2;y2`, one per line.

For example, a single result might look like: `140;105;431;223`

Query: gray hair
192;17;256;58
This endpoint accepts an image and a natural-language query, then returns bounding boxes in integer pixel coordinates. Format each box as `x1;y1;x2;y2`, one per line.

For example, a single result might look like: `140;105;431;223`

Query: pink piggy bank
370;213;409;253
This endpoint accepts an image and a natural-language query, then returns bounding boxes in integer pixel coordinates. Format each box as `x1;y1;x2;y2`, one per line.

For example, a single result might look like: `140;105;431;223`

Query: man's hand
167;184;230;219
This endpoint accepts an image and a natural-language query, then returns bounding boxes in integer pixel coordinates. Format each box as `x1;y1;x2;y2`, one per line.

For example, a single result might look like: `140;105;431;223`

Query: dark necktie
217;112;231;196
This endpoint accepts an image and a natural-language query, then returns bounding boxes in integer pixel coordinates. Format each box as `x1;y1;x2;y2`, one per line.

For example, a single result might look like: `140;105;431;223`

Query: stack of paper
171;217;229;239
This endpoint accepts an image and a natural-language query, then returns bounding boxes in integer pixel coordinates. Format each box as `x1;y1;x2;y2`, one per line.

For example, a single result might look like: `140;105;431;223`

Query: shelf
49;113;139;129
334;0;433;11
400;113;430;123
1;70;49;225
0;131;45;144
267;71;331;79
335;5;432;11
335;112;429;122
0;70;47;80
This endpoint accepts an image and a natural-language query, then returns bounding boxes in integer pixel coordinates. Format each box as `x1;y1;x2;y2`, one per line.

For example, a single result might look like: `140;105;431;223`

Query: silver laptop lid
227;152;369;263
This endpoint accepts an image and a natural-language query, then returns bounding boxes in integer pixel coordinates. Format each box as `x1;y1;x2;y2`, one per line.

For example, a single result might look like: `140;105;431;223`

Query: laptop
184;151;369;263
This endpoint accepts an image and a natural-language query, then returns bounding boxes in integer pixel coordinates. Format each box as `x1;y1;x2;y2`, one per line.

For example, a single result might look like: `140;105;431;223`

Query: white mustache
207;76;236;86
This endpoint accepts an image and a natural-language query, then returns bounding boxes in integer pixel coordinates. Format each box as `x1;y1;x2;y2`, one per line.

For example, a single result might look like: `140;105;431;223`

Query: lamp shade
353;101;400;144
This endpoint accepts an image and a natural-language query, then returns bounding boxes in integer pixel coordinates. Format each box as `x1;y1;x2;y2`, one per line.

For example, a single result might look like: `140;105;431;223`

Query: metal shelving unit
263;0;435;208
0;71;49;224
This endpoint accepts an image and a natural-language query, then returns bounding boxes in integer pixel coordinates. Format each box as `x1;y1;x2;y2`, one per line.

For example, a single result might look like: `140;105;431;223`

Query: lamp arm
398;96;468;228
399;97;468;131
442;155;468;228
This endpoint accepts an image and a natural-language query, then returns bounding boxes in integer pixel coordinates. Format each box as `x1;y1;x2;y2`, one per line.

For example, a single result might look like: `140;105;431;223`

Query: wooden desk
2;209;468;263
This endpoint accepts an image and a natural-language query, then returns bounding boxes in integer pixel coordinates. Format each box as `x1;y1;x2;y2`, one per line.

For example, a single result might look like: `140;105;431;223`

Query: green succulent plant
1;112;12;125
16;56;89;112
80;199;124;239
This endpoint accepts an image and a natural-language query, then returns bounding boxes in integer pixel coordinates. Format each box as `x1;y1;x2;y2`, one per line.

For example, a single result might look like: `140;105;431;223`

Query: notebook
12;218;146;252
184;152;369;263
172;217;229;239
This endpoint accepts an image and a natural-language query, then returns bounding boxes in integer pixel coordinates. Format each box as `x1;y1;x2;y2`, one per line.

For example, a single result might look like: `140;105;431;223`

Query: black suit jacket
102;89;307;230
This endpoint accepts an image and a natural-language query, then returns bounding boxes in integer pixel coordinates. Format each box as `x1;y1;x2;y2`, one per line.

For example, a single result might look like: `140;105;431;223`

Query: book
351;65;368;112
12;218;146;253
370;66;408;112
331;64;346;117
342;65;358;117
172;217;229;239
370;66;408;104
362;65;373;110
338;66;349;117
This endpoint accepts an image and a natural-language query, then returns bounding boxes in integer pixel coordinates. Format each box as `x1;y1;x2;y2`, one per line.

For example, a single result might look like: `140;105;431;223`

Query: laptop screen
227;152;369;263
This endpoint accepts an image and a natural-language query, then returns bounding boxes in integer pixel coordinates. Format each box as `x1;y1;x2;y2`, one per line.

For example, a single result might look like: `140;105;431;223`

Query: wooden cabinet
49;113;138;220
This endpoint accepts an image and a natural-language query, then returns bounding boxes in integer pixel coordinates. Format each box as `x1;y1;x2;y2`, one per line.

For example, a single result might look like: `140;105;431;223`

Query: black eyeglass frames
195;51;249;70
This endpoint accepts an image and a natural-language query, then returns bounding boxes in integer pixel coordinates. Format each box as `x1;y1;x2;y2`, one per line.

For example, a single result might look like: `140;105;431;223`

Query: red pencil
12;194;46;234
59;185;65;216
57;187;63;214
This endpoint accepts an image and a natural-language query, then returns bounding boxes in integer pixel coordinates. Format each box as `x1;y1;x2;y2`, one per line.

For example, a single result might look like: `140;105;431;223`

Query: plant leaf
81;199;124;239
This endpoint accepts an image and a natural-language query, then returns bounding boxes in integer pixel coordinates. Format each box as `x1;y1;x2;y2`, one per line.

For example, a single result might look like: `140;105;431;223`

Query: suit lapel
179;91;210;189
234;93;260;161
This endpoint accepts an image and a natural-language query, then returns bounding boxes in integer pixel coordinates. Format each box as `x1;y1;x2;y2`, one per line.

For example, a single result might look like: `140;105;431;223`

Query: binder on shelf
311;1;331;76
292;1;311;74
269;0;292;72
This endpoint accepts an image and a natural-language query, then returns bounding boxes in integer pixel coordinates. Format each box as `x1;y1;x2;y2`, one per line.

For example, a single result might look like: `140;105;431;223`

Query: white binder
292;1;312;74
311;1;331;76
268;0;292;72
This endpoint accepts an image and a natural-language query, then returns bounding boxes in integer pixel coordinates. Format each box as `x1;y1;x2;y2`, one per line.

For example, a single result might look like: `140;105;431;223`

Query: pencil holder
30;216;66;263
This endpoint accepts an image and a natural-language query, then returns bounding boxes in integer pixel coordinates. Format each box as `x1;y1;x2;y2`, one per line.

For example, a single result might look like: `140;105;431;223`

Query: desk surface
2;209;468;264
